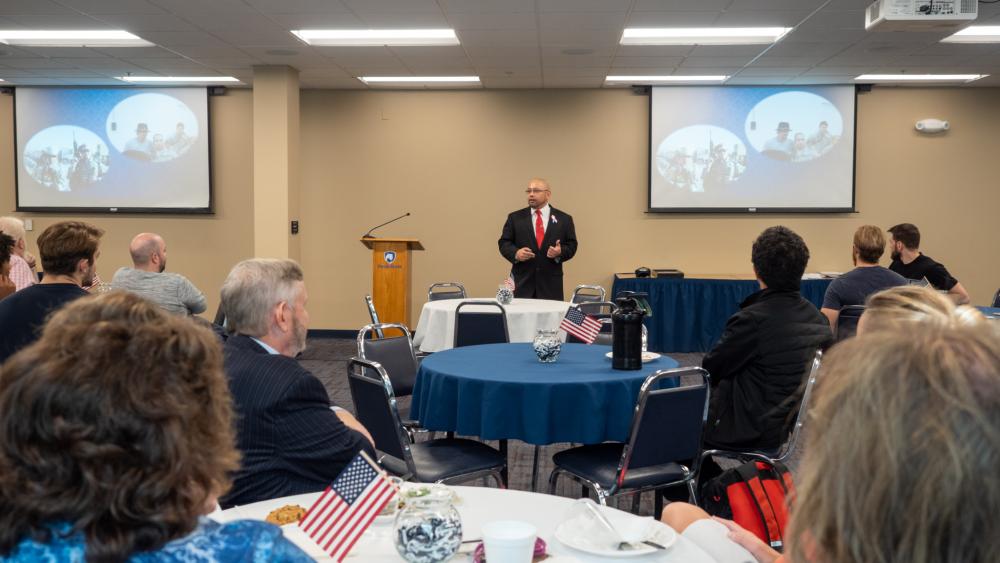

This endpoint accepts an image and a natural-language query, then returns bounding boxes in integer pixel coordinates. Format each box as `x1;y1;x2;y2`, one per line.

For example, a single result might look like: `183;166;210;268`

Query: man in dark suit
217;258;374;508
498;177;578;301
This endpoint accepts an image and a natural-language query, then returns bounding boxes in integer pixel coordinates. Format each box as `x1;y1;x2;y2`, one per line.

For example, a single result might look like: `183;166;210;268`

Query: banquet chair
348;357;507;487
548;367;710;516
835;305;865;341
212;302;226;328
428;282;467;302
364;295;384;339
992;288;1000;308
357;323;424;438
454;301;509;348
571;284;606;304
772;349;822;464
566;302;616;344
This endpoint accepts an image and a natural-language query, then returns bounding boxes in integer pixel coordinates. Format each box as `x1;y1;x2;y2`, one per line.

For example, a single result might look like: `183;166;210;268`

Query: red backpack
699;459;795;550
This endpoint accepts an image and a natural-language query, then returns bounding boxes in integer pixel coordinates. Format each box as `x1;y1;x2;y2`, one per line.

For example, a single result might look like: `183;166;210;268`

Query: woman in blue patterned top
0;292;312;562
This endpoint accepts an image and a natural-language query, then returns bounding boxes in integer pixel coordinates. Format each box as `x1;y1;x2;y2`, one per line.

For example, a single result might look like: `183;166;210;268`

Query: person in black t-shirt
0;221;104;363
887;223;970;305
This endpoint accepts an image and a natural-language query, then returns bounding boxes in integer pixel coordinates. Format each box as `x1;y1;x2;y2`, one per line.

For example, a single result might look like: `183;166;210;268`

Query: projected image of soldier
35;150;63;190
151;134;178;163
69;145;98;190
808;120;836;155
664;149;694;192
167;122;193;154
123;123;154;161
791;133;818;163
703;144;733;190
762;121;794;161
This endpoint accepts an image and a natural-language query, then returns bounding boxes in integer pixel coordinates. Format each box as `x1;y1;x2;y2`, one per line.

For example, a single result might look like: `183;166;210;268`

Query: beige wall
298;88;1000;329
2;87;997;331
0;89;255;319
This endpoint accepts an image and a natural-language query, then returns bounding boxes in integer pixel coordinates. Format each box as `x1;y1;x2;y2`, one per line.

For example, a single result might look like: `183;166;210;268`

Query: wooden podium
361;237;424;327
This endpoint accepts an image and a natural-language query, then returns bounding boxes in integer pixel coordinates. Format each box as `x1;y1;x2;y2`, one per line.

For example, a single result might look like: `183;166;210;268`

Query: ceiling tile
539;12;626;30
138;31;232;48
616;45;693;57
634;0;732;10
90;13;198;32
2;14;113;28
438;0;535;13
538;0;632;11
0;0;73;16
713;10;812;26
625;11;722;26
341;0;442;14
18;47;107;58
448;12;536;30
246;0;350;13
610;56;685;68
457;29;539;47
680;56;754;68
57;0;167;15
266;13;365;28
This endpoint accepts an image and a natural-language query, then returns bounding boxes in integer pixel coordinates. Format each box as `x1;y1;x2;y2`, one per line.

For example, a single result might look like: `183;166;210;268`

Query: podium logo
383;251;396;264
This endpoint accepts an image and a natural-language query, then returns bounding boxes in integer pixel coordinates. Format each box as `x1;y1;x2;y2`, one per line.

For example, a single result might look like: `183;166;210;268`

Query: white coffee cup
481;520;537;563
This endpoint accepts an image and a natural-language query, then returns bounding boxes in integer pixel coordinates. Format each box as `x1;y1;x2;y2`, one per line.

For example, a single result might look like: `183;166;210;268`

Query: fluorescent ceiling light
359;76;480;84
621;27;792;45
0;30;152;47
292;29;459;46
606;75;728;83
116;76;241;83
855;74;987;83
941;26;1000;43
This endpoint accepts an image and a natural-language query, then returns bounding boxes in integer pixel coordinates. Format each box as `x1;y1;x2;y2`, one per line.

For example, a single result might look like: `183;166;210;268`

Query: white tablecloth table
213;485;716;562
412;298;572;353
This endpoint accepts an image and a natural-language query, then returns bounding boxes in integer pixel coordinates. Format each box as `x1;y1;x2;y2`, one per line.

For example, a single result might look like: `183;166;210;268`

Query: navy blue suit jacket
219;334;374;508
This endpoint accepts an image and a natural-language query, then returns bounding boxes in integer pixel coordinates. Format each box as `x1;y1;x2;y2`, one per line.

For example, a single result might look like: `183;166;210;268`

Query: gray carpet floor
300;336;706;517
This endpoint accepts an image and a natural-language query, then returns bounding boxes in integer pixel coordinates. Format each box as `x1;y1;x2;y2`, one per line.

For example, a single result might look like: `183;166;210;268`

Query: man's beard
158;259;166;273
82;264;96;287
890;249;900;262
291;314;308;356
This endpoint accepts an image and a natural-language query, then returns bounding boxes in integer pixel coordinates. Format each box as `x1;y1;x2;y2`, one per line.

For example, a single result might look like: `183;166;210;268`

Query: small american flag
559;307;602;344
298;452;395;561
503;274;516;291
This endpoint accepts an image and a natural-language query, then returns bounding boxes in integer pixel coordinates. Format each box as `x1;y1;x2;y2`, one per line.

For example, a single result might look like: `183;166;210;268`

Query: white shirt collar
531;204;551;224
250;337;280;355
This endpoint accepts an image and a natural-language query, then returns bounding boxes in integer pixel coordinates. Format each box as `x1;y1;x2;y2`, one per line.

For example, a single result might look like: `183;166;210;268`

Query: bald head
129;233;166;272
526;177;551;209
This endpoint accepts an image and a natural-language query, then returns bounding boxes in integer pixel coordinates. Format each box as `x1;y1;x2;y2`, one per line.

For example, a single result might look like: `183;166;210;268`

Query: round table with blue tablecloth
410;343;679;446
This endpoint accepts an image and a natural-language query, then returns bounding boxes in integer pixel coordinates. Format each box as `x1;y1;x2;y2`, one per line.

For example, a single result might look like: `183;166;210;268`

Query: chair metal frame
548;367;711;508
571;284;607;304
356;323;425;440
992;288;1000;308
453;300;510;348
364;295;384;339
427;282;468;302
575;301;617;316
695;349;823;494
772;349;822;464
347;357;505;487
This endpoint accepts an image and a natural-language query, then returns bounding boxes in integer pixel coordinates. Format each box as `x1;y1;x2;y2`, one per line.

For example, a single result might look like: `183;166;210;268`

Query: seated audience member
0;233;15;300
820;225;906;328
887;222;970;305
702;226;832;453
858;285;985;336
219;258;374;508
662;323;1000;563
0;221;102;364
0;293;310;561
111;232;207;315
0;216;38;291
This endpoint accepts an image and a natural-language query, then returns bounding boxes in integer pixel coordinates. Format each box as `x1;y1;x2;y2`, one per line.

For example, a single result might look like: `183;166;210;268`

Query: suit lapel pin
550;215;557;223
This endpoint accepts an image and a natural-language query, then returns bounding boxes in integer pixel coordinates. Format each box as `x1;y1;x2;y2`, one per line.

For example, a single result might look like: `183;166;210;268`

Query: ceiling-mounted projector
865;0;977;32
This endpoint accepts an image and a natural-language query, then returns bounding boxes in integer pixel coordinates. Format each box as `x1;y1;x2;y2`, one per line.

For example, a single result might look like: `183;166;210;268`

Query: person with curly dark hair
0;292;311;561
702;226;832;452
0;232;15;300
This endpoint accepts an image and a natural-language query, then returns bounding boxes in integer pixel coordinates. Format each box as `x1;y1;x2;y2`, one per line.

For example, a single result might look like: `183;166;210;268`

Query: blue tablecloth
411;343;679;446
611;276;833;353
977;306;1000;318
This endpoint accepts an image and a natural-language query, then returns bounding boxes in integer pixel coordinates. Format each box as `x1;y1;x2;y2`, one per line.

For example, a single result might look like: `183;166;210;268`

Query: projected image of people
745;91;843;163
23;125;109;192
106;93;200;163
656;125;747;193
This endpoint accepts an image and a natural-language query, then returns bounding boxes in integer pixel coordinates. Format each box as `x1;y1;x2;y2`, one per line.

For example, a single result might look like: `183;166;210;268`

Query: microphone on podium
362;212;410;238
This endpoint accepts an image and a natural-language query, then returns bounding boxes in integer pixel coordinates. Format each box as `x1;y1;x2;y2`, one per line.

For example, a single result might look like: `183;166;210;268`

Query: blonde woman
662;323;1000;563
858;284;984;335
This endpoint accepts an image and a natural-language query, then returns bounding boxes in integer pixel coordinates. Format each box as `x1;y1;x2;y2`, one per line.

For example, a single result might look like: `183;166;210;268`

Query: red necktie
535;209;544;249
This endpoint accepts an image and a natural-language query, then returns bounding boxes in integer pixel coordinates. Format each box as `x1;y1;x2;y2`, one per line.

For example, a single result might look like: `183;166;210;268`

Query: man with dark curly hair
0;233;15;300
702;226;832;452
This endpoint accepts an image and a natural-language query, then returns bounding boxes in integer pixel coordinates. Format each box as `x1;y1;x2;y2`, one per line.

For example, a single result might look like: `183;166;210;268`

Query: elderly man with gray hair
111;233;206;316
0;216;38;292
218;258;374;508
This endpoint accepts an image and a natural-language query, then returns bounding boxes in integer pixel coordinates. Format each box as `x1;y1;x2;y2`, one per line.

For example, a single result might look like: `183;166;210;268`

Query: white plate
604;351;661;363
554;519;677;558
